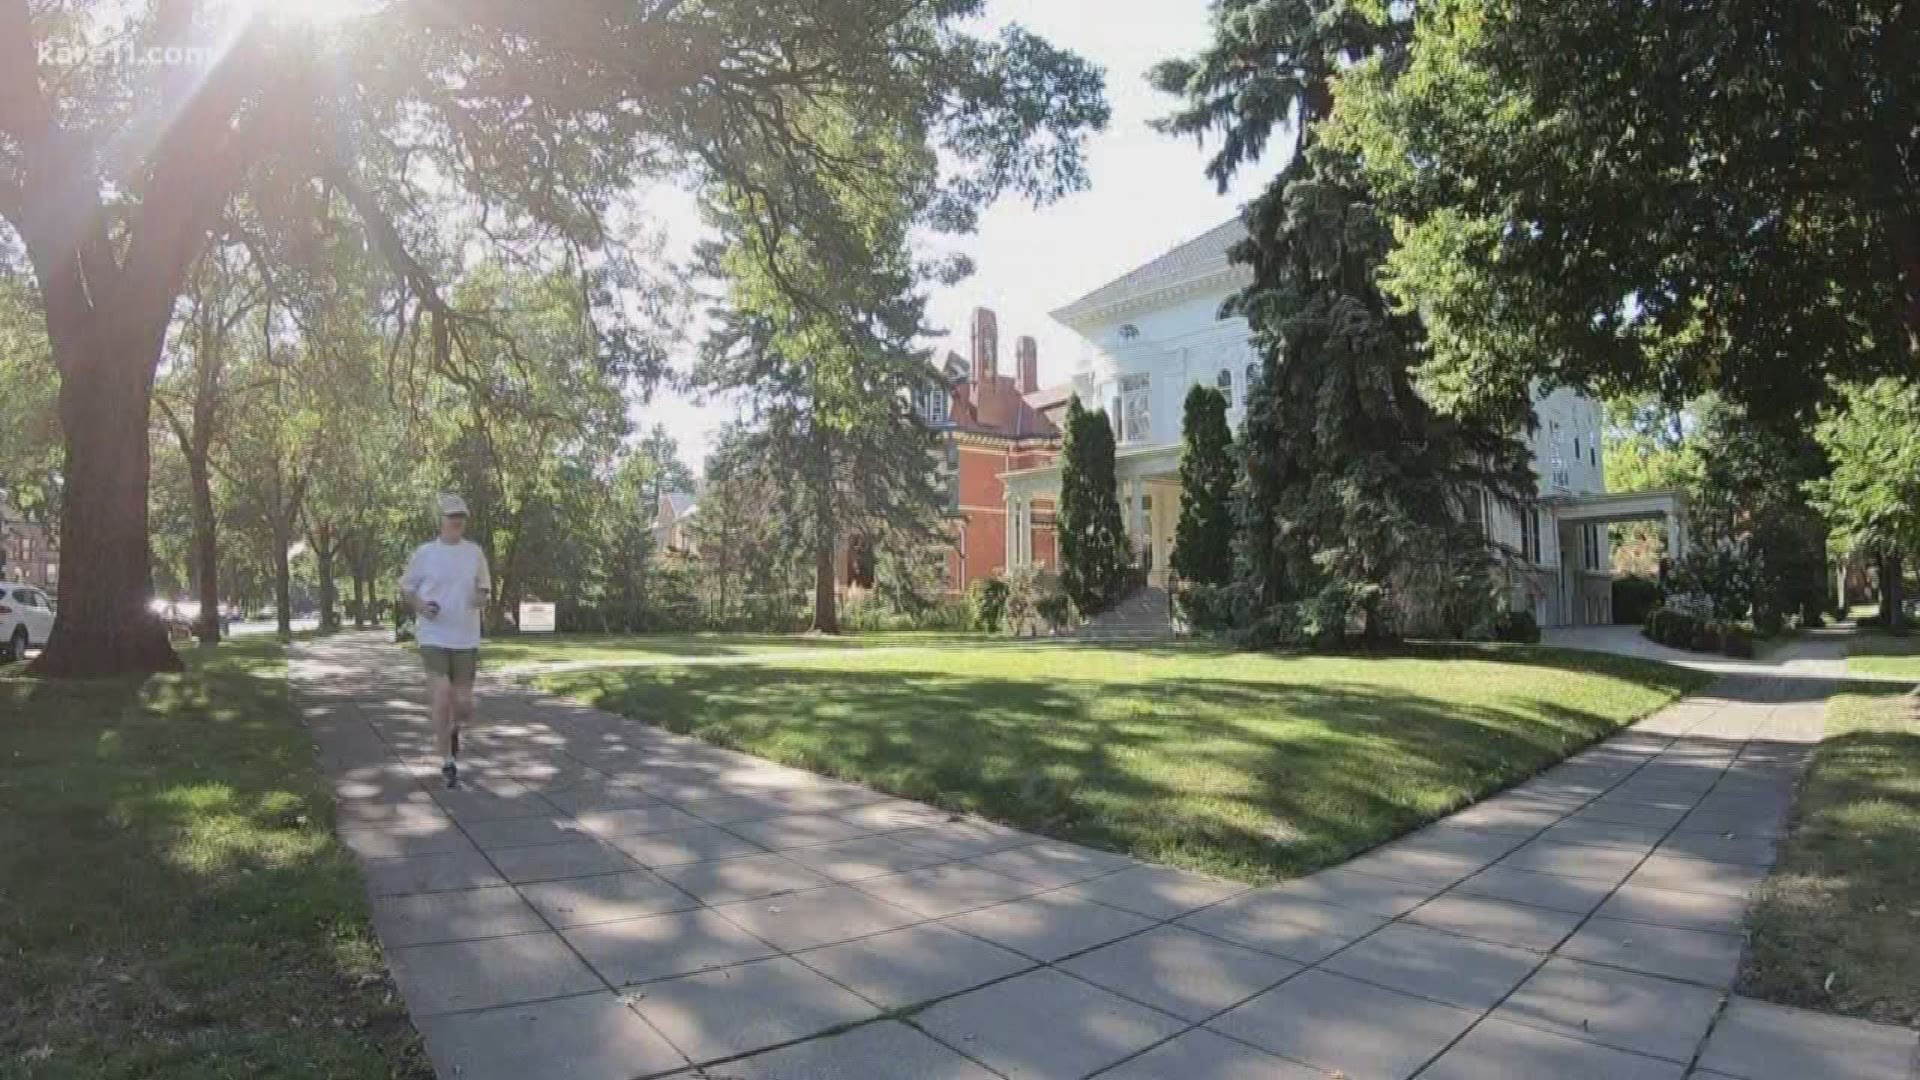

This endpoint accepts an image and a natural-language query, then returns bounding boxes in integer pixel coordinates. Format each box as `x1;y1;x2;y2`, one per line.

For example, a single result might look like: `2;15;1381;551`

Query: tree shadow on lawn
553;652;1700;883
1741;681;1920;1027
0;661;431;1079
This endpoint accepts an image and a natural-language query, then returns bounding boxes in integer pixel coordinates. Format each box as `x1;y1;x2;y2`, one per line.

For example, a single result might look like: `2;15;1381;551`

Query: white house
1005;218;1686;627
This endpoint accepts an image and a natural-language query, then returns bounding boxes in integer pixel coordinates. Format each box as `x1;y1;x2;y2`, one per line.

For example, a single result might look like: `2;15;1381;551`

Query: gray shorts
420;646;480;686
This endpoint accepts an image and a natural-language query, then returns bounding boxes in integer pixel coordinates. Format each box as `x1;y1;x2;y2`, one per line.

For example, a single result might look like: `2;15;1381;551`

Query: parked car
1;581;56;661
148;599;232;639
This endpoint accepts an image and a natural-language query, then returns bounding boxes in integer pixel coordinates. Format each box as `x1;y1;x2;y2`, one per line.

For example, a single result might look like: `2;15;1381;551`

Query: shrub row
1643;604;1756;657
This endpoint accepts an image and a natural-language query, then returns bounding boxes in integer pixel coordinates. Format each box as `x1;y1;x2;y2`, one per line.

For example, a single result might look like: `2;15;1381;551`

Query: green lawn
1741;681;1920;1027
1739;635;1920;1026
537;642;1706;883
1845;632;1920;679
0;638;429;1079
476;629;995;667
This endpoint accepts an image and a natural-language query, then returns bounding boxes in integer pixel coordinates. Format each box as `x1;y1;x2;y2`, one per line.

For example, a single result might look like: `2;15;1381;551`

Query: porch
1544;488;1689;627
1002;443;1183;586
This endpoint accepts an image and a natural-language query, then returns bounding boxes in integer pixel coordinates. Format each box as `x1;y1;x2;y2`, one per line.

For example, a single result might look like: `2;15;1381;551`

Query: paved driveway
294;633;1918;1080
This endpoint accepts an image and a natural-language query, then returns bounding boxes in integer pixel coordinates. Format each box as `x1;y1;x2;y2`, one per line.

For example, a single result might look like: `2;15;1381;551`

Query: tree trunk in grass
310;520;339;632
1884;553;1907;633
810;424;840;635
31;335;180;676
189;454;222;646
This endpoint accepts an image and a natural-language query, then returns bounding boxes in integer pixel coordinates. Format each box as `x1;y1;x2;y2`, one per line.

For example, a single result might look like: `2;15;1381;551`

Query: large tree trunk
813;536;839;634
31;340;180;676
810;426;840;635
311;521;339;632
1884;553;1907;633
273;522;294;641
189;456;221;646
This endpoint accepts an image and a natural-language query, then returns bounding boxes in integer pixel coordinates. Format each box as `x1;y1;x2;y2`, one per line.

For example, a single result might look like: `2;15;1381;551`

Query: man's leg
450;650;479;760
430;676;455;761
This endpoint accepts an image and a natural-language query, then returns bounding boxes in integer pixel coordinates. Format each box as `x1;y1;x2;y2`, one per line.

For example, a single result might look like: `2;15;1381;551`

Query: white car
1;582;56;661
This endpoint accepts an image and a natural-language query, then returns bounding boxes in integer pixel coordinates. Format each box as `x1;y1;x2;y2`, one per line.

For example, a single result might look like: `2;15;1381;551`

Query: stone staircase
1073;584;1175;641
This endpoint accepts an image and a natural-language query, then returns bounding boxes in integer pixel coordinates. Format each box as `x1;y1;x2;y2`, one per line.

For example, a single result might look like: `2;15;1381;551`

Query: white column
1016;497;1030;567
1124;478;1141;551
1005;489;1017;571
1024;498;1034;566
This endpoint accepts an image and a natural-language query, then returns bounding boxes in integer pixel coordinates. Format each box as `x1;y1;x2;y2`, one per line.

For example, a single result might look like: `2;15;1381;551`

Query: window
1120;374;1151;443
1463;488;1486;536
10;588;30;605
1521;508;1542;564
926;390;949;425
1246;361;1259;389
1215;368;1234;408
44;563;56;585
945;442;960;511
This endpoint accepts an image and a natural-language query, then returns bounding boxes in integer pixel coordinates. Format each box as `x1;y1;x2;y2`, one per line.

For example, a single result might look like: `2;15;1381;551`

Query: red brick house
924;308;1065;592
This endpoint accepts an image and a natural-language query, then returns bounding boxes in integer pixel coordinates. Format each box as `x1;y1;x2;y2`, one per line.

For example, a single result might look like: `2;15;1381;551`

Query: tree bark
1884;552;1907;633
189;455;221;645
30;337;180;676
274;518;294;641
311;521;339;632
810;425;840;634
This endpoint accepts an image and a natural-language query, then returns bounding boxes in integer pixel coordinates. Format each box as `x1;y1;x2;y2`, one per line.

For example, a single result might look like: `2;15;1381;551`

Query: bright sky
640;0;1275;472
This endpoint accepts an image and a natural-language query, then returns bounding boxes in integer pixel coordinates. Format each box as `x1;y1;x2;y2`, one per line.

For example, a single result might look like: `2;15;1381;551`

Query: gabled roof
1050;217;1250;328
1024;381;1074;412
663;491;696;517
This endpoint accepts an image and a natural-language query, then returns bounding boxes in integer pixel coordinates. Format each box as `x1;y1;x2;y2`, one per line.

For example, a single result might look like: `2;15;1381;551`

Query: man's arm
399;548;434;616
471;547;492;610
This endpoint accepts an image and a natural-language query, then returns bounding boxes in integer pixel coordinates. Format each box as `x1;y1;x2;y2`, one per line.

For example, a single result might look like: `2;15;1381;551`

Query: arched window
1215;368;1234;408
1245;361;1259;390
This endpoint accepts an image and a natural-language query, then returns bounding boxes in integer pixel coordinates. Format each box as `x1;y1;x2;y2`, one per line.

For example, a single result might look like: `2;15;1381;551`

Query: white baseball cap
436;493;469;517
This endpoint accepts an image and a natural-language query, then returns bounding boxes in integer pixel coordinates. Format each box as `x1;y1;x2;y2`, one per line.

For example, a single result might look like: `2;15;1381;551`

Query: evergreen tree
1057;397;1131;613
1154;3;1532;633
1172;385;1235;586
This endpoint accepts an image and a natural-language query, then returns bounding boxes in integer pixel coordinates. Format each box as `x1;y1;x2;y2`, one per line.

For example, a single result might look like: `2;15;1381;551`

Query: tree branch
0;1;50;145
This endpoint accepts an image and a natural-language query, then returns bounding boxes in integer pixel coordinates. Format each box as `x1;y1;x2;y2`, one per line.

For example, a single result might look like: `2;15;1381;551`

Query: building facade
0;500;57;595
997;218;1685;628
922;309;1061;592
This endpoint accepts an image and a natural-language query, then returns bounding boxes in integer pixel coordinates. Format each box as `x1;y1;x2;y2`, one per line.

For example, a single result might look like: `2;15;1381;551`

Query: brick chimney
1016;336;1039;394
951;380;975;425
970;307;999;388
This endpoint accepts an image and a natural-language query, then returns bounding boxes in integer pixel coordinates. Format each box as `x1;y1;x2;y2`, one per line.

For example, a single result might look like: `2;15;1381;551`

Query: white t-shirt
401;539;491;650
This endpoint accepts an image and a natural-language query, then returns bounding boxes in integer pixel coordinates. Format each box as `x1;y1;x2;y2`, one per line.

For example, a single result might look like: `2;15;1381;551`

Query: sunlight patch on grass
0;639;429;1078
539;642;1703;882
1742;684;1920;1027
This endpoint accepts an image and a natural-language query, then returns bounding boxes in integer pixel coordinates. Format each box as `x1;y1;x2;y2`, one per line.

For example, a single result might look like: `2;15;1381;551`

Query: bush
1036;591;1075;634
1645;604;1758;657
1231;601;1316;651
1492;609;1541;644
1669;544;1757;621
1176;580;1251;635
1718;623;1757;658
967;578;1009;633
1612;575;1663;625
1001;566;1064;635
843;590;974;632
1644;605;1707;650
917;598;975;632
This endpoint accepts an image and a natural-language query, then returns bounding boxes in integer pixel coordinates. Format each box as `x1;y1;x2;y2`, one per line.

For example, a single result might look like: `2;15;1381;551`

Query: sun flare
229;0;374;29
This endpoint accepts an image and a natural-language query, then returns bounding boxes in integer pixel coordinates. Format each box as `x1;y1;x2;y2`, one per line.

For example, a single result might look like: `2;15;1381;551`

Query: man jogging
400;494;491;788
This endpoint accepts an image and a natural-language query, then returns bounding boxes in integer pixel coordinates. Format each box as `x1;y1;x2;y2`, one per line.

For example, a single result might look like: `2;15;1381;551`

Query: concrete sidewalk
294;633;1919;1080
